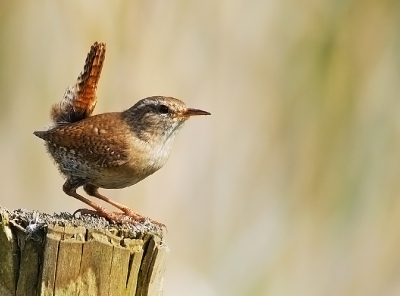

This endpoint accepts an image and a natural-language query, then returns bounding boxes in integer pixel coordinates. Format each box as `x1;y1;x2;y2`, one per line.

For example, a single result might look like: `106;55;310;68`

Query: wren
34;42;210;226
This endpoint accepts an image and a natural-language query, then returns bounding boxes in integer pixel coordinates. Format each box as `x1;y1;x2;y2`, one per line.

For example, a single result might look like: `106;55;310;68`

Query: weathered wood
0;207;168;296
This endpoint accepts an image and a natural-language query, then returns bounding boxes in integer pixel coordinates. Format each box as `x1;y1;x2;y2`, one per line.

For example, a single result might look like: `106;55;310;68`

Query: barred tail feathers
50;42;106;124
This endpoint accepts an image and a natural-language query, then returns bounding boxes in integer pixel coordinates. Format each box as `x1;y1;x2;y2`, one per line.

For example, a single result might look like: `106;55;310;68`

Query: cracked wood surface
0;207;168;296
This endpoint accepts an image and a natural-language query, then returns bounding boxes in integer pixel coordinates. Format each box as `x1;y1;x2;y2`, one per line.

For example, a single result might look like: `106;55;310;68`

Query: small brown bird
34;42;210;226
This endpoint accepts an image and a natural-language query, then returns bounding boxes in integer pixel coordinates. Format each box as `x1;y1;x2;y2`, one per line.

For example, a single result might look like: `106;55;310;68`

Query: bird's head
123;96;210;143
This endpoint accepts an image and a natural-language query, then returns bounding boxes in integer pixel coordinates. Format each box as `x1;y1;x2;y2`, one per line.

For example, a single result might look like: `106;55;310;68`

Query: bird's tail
50;42;106;124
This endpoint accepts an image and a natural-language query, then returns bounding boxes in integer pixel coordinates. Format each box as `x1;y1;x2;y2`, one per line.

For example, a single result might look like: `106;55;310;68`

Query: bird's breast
126;132;176;173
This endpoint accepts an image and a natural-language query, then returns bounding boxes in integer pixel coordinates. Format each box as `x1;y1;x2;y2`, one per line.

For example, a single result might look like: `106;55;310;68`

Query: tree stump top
0;207;168;296
5;208;164;239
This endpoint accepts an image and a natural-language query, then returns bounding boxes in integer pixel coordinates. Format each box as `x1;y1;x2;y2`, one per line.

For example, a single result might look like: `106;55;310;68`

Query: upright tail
50;42;106;124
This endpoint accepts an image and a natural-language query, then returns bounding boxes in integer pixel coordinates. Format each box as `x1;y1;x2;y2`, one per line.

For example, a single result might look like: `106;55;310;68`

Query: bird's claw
73;208;166;230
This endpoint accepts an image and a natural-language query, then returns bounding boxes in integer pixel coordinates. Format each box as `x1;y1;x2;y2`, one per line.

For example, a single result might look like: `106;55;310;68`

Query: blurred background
1;1;400;295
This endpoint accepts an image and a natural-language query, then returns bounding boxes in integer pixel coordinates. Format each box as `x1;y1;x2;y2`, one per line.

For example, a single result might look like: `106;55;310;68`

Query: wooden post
0;207;168;296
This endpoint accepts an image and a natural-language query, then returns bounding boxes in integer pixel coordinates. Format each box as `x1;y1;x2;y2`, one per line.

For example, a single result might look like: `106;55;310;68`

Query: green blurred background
1;1;400;295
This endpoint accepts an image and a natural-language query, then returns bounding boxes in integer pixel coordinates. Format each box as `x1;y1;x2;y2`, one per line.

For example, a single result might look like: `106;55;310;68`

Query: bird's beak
183;108;211;117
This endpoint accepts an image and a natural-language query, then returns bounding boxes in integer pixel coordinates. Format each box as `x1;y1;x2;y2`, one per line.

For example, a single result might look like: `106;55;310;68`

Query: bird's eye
158;105;169;114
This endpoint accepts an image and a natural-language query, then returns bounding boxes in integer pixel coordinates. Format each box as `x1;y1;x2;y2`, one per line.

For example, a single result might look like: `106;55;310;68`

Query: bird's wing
34;114;130;168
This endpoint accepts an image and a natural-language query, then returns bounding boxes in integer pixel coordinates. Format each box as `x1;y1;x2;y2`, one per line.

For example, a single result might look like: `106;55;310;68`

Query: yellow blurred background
1;1;400;295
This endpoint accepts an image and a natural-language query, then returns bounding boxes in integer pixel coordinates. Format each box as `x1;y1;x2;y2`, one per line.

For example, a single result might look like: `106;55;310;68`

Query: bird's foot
119;207;166;229
73;208;166;229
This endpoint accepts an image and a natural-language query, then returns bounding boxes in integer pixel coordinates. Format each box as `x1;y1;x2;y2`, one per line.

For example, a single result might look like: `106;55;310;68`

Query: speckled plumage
35;96;195;189
34;42;210;226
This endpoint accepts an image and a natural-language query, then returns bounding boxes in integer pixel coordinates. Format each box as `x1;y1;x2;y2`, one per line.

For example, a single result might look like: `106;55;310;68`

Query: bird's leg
63;181;135;224
83;183;165;228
